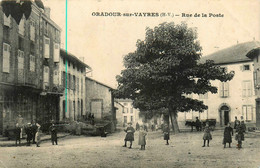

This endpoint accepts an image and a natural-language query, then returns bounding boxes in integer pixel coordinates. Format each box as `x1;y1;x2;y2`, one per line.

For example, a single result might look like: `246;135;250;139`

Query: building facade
85;77;116;130
115;99;140;127
245;41;260;127
0;2;62;134
178;41;260;128
59;49;90;121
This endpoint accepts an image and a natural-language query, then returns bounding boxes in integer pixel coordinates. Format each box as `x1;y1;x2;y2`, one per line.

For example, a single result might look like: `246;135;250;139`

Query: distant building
178;41;260;128
85;77;116;132
59;49;91;121
115;99;140;127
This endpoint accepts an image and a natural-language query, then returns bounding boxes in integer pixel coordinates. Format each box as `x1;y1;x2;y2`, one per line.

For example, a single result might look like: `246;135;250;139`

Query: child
123;122;135;149
202;122;212;147
49;123;58;145
15;123;21;146
223;122;233;148
163;124;170;145
138;125;147;150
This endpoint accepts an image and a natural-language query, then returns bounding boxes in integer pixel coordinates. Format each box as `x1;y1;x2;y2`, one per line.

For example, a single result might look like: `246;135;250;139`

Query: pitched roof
199;41;260;65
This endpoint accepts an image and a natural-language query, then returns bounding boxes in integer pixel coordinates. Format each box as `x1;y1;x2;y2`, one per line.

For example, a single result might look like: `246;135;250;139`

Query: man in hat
123;122;135;149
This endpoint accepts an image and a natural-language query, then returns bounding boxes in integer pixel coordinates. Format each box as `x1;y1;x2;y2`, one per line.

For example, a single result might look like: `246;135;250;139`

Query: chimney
44;7;51;18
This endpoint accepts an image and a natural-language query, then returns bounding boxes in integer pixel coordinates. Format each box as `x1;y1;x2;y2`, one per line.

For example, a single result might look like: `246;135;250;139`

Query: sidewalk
0;132;70;147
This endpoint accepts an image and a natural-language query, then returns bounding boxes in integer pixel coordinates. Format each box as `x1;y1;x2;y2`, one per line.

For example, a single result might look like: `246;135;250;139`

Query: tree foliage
1;0;44;24
114;22;234;132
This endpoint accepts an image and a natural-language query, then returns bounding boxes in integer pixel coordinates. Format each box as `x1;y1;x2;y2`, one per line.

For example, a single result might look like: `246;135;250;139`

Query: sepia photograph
0;0;259;167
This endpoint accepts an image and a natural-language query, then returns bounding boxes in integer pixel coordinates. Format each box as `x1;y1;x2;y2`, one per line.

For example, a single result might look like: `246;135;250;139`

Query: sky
42;0;259;88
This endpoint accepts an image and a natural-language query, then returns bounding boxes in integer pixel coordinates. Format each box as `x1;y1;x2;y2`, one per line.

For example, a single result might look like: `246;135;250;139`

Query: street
0;130;259;168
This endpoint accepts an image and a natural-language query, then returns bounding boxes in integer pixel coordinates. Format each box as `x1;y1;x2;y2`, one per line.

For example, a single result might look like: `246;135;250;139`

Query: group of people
123;116;247;150
202;116;246;149
123;122;170;150
14;115;58;147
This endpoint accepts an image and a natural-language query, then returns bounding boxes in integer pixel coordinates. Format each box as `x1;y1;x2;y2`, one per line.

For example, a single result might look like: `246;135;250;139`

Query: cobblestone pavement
0;130;259;168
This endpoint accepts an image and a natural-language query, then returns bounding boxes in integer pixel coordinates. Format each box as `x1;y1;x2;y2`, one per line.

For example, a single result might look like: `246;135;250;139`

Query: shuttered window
242;105;253;121
43;66;49;86
18;17;25;36
3;43;11;73
53;43;60;62
29;55;35;72
30;20;35;41
219;82;229;97
53;70;59;85
242;81;252;97
44;37;50;58
3;14;11;27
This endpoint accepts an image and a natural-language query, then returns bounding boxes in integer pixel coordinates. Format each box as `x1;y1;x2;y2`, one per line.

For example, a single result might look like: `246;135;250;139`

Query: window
2;43;11;73
3;14;11;27
63;100;66;119
62;71;66;87
30;42;35;55
130;108;133;113
242;105;253;121
53;70;59;85
18;37;24;50
253;71;257;86
17;50;24;83
3;26;10;43
242;81;252;97
18;50;24;70
18;16;25;36
126;108;129;113
219;82;229;97
199;93;208;99
29;55;35;72
68;73;71;89
241;64;250;71
30;20;35;41
124;116;127;123
73;75;76;90
44;37;50;58
44;21;48;35
130;116;133;122
53;43;60;62
43;66;49;87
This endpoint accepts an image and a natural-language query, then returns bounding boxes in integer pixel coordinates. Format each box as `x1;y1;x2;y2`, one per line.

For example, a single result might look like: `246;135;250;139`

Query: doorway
219;105;230;127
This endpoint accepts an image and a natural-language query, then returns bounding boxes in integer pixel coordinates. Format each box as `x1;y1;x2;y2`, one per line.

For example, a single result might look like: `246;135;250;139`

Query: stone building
85;77;116;131
245;41;260;127
59;49;91;121
178;41;260;128
115;99;140;127
0;2;62;134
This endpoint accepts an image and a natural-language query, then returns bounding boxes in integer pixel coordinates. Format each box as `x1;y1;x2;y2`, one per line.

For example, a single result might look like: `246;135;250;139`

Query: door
0;103;3;135
224;111;229;125
256;100;260;127
91;100;102;119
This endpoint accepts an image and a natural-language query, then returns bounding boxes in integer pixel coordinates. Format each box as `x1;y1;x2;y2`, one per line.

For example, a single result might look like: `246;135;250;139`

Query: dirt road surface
0;130;259;168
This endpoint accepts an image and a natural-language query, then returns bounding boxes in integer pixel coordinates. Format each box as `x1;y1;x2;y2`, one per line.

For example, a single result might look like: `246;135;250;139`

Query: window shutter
53;43;60;62
29;55;35;72
4;14;11;27
30;21;35;41
219;82;223;97
242;81;246;97
44;37;50;58
247;81;252;96
53;70;59;85
43;66;49;87
3;43;10;73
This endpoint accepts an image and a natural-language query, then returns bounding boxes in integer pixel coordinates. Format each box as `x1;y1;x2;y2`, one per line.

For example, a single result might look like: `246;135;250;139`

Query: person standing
123;122;135;149
163;124;170;145
234;116;240;130
49;123;58;145
16;114;24;139
31;120;38;144
235;122;245;149
138;125;147;150
35;123;41;147
136;122;140;131
195;117;201;131
14;123;21;146
202;122;212;147
223;122;233;148
25;123;33;146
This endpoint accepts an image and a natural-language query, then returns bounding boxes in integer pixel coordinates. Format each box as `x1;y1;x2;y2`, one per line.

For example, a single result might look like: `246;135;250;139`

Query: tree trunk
168;107;180;134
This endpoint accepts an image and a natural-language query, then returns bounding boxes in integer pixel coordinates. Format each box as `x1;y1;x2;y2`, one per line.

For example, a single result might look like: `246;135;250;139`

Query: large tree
114;22;234;133
1;0;44;24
